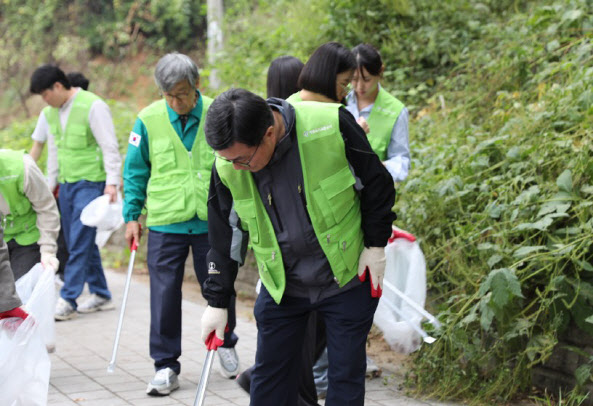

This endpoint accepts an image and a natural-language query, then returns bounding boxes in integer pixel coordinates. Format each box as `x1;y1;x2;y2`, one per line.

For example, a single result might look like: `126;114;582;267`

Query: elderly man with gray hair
123;52;240;396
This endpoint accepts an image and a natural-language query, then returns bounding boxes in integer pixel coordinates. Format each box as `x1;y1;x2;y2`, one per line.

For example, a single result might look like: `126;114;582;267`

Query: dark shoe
236;365;253;393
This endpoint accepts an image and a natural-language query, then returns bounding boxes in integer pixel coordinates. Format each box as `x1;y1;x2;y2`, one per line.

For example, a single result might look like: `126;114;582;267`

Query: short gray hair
154;53;200;92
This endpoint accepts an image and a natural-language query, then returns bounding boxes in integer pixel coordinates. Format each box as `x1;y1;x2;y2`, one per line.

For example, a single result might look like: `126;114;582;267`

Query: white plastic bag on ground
374;232;427;354
80;193;124;248
15;263;56;349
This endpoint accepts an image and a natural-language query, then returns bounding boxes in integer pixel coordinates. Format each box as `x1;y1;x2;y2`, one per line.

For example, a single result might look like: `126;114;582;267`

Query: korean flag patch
128;131;141;147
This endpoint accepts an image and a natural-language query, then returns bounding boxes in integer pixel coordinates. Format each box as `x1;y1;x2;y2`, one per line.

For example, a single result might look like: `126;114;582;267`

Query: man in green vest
200;88;396;405
122;53;240;397
29;65;122;321
0;149;60;280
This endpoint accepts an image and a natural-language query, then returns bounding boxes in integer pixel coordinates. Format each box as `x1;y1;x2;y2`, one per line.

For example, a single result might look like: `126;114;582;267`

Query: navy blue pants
251;279;378;406
59;181;110;308
147;230;238;374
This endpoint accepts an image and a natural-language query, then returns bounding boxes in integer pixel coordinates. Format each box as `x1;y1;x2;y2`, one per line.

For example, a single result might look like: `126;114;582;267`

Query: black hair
352;43;383;80
66;72;90;90
297;42;356;101
205;88;274;150
30;65;71;94
266;56;304;99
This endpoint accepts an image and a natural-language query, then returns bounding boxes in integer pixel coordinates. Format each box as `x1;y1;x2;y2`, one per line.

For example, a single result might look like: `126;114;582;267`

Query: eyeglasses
163;90;194;103
214;143;261;168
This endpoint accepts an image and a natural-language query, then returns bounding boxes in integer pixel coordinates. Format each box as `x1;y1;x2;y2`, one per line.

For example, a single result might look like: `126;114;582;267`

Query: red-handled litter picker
107;237;138;373
193;331;224;406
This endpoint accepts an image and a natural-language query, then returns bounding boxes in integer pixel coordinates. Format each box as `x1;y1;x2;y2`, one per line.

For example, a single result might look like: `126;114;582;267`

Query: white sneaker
54;298;76;321
77;293;115;313
146;367;179;396
218;347;240;379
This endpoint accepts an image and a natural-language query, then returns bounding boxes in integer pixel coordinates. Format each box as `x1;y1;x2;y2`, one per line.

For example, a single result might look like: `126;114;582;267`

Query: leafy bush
398;0;593;403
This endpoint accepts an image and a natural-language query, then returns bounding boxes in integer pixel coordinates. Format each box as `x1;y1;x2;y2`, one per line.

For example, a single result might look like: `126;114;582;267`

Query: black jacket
203;99;396;308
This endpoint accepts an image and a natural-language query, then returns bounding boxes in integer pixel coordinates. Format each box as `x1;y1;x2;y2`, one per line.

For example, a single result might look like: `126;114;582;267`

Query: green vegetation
2;0;593;404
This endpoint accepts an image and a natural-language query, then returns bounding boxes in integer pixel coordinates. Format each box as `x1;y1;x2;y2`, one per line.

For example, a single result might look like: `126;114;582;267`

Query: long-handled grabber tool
193;331;224;406
107;237;138;373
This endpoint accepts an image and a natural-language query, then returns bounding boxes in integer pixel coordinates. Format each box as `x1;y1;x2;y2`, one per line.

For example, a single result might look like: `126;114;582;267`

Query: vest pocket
65;124;89;149
146;184;187;217
152;138;177;172
339;222;364;274
233;199;259;244
252;246;279;291
317;166;357;226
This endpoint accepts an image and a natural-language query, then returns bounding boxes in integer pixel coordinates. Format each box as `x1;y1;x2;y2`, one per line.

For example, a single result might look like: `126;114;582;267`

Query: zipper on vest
267;192;284;232
298;184;312;224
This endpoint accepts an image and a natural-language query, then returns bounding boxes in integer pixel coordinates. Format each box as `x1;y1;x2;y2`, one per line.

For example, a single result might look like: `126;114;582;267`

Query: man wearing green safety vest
122;53;240;397
200;89;396;405
0;149;60;279
29;65;122;322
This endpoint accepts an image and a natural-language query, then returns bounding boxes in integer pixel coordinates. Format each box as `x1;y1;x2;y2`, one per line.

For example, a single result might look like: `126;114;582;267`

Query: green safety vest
366;87;405;160
217;101;364;304
141;97;214;227
0;149;40;245
286;92;303;104
44;90;107;183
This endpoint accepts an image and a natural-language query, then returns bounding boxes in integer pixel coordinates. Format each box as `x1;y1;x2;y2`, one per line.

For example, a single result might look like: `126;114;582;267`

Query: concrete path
48;269;458;406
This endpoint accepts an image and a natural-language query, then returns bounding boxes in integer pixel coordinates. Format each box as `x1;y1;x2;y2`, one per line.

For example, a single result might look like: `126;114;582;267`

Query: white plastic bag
80;193;124;248
15;263;56;349
1;264;54;406
374;236;427;354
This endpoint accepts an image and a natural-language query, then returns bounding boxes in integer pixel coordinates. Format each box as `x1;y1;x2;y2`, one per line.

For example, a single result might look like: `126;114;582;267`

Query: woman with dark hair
347;43;410;182
287;42;356;104
267;56;305;100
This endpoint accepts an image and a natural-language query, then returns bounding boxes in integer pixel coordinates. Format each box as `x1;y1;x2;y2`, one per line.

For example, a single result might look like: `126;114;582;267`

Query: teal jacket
123;91;208;234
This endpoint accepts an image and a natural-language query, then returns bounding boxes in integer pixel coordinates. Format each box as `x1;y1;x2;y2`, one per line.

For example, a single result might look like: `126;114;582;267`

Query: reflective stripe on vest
142;97;214;227
217;102;364;304
44;90;106;183
0;149;40;245
366;87;405;160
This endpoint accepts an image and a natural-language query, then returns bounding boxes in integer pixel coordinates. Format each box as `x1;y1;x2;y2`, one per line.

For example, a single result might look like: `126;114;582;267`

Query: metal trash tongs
107;236;138;373
193;332;222;406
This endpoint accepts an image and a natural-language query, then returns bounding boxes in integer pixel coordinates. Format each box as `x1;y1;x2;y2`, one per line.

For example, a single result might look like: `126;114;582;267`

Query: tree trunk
207;0;224;90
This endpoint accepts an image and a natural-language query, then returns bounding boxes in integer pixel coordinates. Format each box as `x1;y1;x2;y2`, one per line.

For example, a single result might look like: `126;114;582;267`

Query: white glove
200;306;227;345
357;247;386;298
41;252;60;273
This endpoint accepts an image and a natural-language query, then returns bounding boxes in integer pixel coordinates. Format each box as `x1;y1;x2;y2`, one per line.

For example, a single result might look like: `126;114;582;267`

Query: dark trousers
147;230;239;375
240;311;326;406
6;240;40;281
250;279;378;406
55;198;69;280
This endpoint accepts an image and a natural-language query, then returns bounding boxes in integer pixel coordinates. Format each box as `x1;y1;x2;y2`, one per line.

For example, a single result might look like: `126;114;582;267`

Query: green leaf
585;315;593;324
575;364;592;386
479;268;523;309
576;260;593;272
487;254;503;268
514;215;555;231
556;170;573;193
479;295;495;331
513;246;547;258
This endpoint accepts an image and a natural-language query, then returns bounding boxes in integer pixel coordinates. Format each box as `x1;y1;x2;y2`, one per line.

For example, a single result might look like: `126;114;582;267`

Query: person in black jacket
200;88;395;406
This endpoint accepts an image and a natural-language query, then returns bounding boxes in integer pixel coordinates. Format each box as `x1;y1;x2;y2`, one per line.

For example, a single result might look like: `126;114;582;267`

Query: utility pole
207;0;224;90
